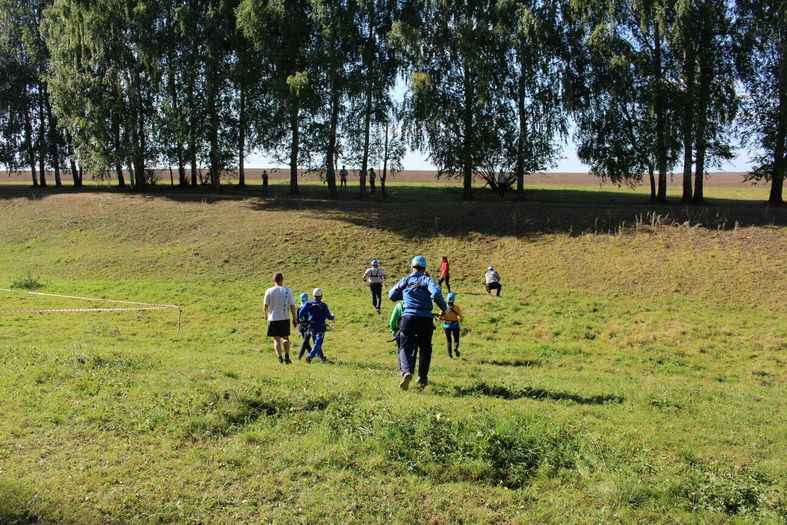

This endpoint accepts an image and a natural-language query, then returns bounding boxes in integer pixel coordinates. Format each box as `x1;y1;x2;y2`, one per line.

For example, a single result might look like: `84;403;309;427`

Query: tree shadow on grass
437;382;623;405
1;183;785;238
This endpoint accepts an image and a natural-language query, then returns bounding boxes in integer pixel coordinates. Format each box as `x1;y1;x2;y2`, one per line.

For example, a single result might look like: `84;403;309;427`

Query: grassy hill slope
0;188;785;523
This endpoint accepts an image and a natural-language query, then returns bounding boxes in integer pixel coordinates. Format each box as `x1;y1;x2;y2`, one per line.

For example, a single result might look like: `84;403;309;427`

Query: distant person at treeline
340;165;348;191
300;288;336;363
296;292;312;360
369;167;377;193
263;272;298;364
438;255;451;292
362;258;385;314
388;255;447;391
497;171;507;198
439;292;464;358
485;266;502;296
262;170;269;196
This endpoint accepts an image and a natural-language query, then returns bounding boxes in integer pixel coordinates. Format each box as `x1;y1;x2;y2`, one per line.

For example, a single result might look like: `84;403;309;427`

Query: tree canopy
0;0;780;203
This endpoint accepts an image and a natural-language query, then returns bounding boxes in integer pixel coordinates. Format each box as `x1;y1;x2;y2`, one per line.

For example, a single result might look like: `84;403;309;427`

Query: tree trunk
361;74;373;182
770;27;786;205
654;20;668;202
238;81;246;188
187;69;198;187
131;66;147;190
381;122;389;198
649;165;656;201
24;103;38;187
515;45;527;198
37;89;47;187
462;62;473;200
206;60;220;190
326;86;339;197
112;112;126;187
681;46;695;202
168;63;186;187
289;99;300;195
43;84;62;187
65;130;81;187
693;47;711;204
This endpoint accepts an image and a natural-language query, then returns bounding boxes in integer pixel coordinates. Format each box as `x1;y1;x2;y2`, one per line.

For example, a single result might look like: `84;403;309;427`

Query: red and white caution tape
1;306;176;314
0;288;182;330
0;288;180;308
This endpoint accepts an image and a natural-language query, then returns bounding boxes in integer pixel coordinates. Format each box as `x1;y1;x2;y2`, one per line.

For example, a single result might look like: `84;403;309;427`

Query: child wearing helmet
439;292;464;358
485;266;502;296
296;292;312;360
362;259;386;314
300;288;336;363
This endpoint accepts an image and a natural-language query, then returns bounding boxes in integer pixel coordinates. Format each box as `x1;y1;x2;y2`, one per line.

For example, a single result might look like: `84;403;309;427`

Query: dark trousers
444;327;460;354
438;275;450;292
498;185;505;197
398;315;434;385
370;180;376;192
262;180;269;196
369;283;383;310
485;282;502;296
340;179;347;190
298;329;312;358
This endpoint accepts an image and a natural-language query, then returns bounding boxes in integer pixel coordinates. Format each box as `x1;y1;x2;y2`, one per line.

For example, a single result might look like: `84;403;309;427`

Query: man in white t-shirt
263;272;298;363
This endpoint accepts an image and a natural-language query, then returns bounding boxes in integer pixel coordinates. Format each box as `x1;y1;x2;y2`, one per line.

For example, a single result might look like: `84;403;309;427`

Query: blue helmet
446;292;456;302
371;259;379;267
299;292;309;302
411;255;427;269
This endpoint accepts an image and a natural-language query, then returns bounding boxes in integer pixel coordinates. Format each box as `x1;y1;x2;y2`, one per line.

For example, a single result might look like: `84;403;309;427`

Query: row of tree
0;0;784;203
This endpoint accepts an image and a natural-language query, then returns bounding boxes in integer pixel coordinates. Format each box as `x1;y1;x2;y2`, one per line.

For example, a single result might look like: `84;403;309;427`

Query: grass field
0;186;785;523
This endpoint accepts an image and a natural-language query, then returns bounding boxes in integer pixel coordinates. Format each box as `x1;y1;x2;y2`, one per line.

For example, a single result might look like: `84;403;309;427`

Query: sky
246;78;756;174
247;136;756;174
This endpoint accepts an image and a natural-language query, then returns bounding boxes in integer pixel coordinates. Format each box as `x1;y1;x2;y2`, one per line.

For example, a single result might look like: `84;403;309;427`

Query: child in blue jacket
300;288;336;363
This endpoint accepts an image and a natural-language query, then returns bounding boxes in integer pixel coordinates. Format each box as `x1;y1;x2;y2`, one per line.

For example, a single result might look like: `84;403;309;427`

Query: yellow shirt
441;305;463;324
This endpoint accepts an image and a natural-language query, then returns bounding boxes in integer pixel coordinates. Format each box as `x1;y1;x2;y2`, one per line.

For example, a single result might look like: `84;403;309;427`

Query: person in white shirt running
362;259;386;314
263;272;298;363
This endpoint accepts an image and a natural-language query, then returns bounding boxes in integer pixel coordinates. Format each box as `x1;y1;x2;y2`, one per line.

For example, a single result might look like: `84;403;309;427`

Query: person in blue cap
362;259;386;314
296;292;312;360
388;255;447;391
301;288;336;363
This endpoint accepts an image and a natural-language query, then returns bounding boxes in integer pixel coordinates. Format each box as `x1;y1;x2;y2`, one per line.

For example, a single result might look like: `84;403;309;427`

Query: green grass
0;188;785;523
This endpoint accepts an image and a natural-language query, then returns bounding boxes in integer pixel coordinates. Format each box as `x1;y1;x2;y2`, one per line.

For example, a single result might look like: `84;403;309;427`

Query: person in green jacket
389;301;404;346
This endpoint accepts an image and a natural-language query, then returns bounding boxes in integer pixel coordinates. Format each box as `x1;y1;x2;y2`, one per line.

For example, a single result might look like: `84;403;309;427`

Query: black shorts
267;319;291;337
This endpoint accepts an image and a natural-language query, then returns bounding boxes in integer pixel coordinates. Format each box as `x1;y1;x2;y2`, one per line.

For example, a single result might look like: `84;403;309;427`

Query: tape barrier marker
0;288;182;331
0;288;180;308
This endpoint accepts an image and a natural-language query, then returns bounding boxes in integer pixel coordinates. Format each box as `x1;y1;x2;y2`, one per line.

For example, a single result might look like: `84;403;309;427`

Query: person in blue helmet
301;288;336;363
296;292;312;360
439;292;464;358
362;258;386;314
388;255;447;391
